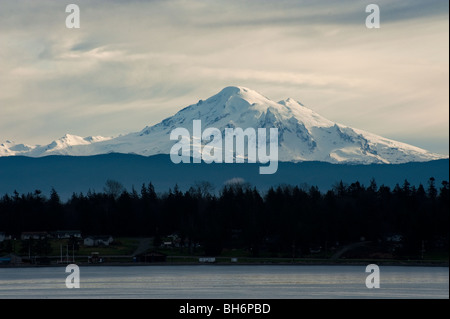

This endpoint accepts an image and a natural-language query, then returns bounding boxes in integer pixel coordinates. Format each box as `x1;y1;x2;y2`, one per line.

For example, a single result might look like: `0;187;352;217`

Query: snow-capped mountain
0;86;446;164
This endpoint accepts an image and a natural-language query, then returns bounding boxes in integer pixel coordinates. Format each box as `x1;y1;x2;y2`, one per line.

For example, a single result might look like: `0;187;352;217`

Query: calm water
0;265;448;299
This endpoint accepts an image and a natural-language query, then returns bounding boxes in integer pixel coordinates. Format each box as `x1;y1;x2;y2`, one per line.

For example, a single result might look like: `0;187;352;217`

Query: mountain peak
57;134;111;144
214;86;271;104
218;85;259;95
218;86;244;96
61;133;81;140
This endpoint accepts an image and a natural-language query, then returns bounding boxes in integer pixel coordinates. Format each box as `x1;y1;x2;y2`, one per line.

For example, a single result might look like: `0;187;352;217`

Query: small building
84;235;114;247
386;234;403;243
161;241;173;248
88;252;103;263
54;230;82;239
168;234;182;248
385;234;404;251
21;231;49;240
0;232;10;242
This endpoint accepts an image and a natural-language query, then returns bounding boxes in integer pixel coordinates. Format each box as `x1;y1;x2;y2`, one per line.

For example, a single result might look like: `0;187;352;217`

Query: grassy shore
1;258;448;268
1;237;448;267
49;237;139;256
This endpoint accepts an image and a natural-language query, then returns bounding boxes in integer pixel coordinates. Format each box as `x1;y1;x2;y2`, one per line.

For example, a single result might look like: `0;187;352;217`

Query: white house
21;231;49;240
83;236;114;247
54;230;82;239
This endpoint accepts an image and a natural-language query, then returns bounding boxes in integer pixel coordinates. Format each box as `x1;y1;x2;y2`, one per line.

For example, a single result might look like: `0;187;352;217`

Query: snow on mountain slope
0;140;36;156
1;134;112;157
0;86;446;164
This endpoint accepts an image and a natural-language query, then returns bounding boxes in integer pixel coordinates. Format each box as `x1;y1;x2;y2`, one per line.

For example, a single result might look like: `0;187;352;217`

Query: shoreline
1;259;448;269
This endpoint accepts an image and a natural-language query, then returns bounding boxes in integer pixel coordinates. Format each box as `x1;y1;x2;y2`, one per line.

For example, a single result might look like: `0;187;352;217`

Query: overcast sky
0;0;448;155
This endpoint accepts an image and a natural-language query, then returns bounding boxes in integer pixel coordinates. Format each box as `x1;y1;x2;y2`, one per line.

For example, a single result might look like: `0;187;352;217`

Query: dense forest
0;177;448;259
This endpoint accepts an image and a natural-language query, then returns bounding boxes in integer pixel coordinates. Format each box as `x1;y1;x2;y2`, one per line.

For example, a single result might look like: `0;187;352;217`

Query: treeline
0;178;448;258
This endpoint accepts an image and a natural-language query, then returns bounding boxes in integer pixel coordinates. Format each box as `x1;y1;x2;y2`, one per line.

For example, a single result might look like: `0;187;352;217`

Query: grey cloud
70;41;101;52
192;0;449;28
0;0;447;155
